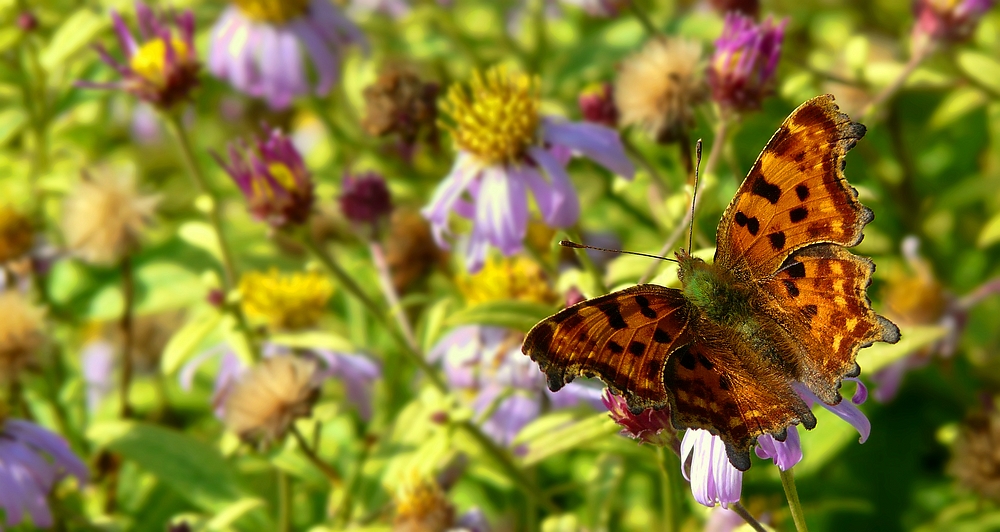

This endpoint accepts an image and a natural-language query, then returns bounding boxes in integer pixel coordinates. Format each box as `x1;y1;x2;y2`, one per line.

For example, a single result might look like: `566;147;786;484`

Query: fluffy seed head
0;291;46;382
615;37;705;142
62;171;159;266
223;355;320;445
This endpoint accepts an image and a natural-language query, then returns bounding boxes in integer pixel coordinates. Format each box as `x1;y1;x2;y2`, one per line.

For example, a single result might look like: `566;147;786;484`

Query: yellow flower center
458;256;555;306
232;0;311;23
441;66;541;166
0;206;33;263
239;269;334;330
129;37;190;86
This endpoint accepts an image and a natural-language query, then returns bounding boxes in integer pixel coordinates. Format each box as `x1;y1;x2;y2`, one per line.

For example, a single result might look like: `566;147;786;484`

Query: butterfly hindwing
522;285;692;412
715;94;870;279
765;244;901;404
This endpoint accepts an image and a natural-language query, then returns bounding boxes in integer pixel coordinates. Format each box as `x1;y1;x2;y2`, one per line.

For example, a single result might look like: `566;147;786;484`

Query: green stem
731;501;768;532
862;39;936;120
628;1;659;37
779;467;810;532
119;256;135;419
298;234;447;392
161;113;260;359
277;469;291;532
369;241;418;350
566;227;609;294
290;425;343;487
332;434;375;527
457;420;559;513
656;447;680;532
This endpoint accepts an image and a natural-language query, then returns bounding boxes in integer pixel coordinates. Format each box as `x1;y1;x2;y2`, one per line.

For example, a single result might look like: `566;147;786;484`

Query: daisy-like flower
61;170;160;266
0;291;46;383
0;206;34;265
912;0;996;47
430;257;603;446
0;411;88;530
239;268;334;331
681;378;870;507
615;37;705;142
215;128;314;228
708;13;787;113
423;66;634;272
85;2;199;110
209;0;367;110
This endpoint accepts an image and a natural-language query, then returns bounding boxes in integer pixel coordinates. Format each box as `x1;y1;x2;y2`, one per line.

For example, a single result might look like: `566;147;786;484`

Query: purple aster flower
423;66;634;272
684;378;871;507
215;128;314;228
429;325;603;446
708;13;787;112
0;418;88;529
82;2;199;110
209;0;367;110
913;0;996;45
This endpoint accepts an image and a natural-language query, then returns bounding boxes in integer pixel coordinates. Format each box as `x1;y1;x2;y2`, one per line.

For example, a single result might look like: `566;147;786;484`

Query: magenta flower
708;13;787;112
209;0;367;109
0;419;88;529
578;82;619;128
601;389;676;448
340;172;393;233
423;67;634;272
912;0;996;45
215;128;314;228
83;2;199;109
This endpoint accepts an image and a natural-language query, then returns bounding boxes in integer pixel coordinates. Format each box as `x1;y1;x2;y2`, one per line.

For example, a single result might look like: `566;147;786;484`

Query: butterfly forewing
715;95;870;280
765;244;901;404
522;285;692;412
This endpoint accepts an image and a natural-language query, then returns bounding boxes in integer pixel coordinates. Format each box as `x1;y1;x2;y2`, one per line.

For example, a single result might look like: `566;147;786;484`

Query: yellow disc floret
232;0;311;23
441;66;541;166
239;269;334;330
458;256;555;306
129;37;191;87
0;206;34;263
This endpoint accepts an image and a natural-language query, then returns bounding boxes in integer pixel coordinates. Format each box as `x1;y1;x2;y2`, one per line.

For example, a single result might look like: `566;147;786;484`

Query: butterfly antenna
560;240;679;263
686;139;704;253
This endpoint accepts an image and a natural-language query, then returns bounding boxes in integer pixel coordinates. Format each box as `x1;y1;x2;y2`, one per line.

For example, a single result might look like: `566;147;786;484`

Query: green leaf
958;49;1000;96
161;309;223;375
517;412;620;466
269;330;355;352
978;211;1000;248
41;8;107;73
444;300;556;333
855;324;948;374
0;108;27;146
86;421;252;514
205;497;266;531
179;221;223;262
930;87;988;130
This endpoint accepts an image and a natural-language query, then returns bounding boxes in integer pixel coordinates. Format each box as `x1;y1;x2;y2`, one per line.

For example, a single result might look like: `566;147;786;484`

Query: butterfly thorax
676;250;757;332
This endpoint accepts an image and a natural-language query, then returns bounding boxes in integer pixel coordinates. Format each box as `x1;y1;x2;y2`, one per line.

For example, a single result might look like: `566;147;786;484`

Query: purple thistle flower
209;0;367;110
578;82;619;128
340;172;393;234
913;0;996;45
0;419;88;528
215;128;315;228
82;2;199;110
708;13;787;112
424;67;634;272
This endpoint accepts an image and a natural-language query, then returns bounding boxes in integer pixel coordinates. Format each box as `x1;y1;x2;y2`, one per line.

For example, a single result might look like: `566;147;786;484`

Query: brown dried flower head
950;407;1000;502
62;171;159;266
0;291;46;382
223;355;320;445
0;206;34;264
386;208;447;294
392;472;455;532
615;37;705;143
362;67;439;145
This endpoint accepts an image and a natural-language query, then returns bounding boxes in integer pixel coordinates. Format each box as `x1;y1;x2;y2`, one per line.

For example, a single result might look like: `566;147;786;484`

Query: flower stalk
369;241;418;351
291;425;342;487
779;466;810;532
119;256;135;419
656;446;681;532
731;501;769;532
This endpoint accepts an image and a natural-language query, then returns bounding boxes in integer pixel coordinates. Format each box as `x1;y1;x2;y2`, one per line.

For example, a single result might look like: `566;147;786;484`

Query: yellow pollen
458;256;555;306
239;269;334;330
232;0;311;23
129;37;190;87
267;163;297;190
713;50;743;74
0;206;33;263
441;66;541;166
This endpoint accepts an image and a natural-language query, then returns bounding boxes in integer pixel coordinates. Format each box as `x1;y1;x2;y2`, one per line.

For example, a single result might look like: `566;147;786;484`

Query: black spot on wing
783;280;799;297
795;184;809;201
635;295;657;319
786;261;806;278
597;301;627;329
628;341;645;356
677;346;697;370
653;328;672;344
802;304;818;319
751;176;782;205
768;231;786;250
608;341;624;354
789;207;808;223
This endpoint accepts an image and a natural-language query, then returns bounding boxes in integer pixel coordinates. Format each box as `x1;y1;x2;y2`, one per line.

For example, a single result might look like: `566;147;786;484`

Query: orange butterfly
521;95;900;471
